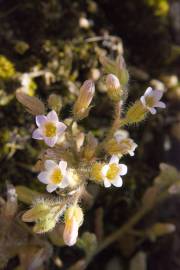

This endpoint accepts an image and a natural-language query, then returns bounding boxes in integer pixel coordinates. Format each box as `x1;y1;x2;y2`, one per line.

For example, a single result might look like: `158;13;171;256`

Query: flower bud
126;101;147;124
22;203;50;222
33;214;57;233
63;205;83;246
48;94;62;113
104;137;137;157
16;90;45;115
73;80;95;120
83;132;98;160
90;162;104;182
106;74;122;101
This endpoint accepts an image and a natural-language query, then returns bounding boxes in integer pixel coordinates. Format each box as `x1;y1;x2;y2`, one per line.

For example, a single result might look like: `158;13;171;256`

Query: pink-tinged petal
109;155;119;164
119;164;128;176
47;110;58;122
38;172;49;184
59;176;69;188
44;136;57;147
140;96;146;107
57;122;67;134
45;160;57;170
59;160;67;174
101;165;109;177
156;101;166;108
104;179;111;188
153;90;163;101
46;184;57;193
36;115;47;127
149;107;156;114
144;87;153;97
63;218;78;246
112;176;123;187
32;128;43;140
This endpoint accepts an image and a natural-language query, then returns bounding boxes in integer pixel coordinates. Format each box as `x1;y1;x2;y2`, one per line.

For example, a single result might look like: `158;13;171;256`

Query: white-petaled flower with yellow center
140;87;166;115
63;205;83;246
32;110;66;147
101;156;127;188
38;160;69;193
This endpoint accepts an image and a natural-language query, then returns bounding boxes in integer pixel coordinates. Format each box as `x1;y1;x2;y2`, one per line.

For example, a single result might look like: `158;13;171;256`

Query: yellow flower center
145;96;155;107
51;168;63;184
44;122;57;137
106;163;119;180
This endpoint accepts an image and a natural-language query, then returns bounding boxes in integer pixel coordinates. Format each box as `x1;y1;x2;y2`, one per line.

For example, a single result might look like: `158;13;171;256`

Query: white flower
101;156;127;188
38;160;69;193
32;110;66;147
140;87;166;115
114;133;138;156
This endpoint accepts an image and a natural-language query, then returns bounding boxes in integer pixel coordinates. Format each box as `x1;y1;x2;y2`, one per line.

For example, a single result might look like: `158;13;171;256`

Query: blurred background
0;0;180;269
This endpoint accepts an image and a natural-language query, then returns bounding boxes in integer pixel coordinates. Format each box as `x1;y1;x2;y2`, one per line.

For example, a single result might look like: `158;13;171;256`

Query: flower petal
59;160;67;174
140;96;146;107
63;218;78;246
45;160;57;170
59;176;69;188
101;165;109;177
112;176;123;187
38;172;49;184
149;107;156;114
47;110;58;122
46;184;57;193
144;87;153;97
119;164;128;176
153;90;163;101
44;136;57;147
57;122;67;134
36;115;47;127
109;155;119;164
156;101;166;108
32;128;43;140
104;179;111;188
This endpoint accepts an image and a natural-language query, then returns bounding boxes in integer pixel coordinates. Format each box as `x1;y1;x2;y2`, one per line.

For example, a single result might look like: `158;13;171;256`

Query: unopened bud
33;214;57;233
22;203;50;222
63;205;83;246
106;74;122;101
126;101;147;124
90;162;104;182
83;132;98;160
73;80;95;120
16;90;45;115
48;94;62;113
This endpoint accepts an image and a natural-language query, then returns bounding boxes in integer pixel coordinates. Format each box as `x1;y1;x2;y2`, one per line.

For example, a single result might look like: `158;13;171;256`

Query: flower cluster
17;54;166;247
